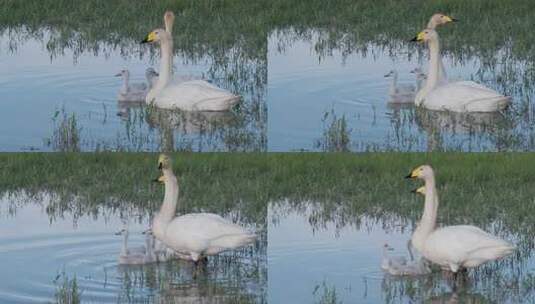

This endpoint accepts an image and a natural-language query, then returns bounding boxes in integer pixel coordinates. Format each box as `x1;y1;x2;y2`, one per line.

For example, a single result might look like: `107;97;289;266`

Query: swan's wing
167;213;252;240
424;82;510;112
425;225;513;266
156;80;240;111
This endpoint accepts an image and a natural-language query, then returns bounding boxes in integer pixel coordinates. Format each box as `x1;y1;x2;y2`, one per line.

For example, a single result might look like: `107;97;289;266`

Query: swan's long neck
412;175;438;252
389;73;398;95
427;20;437;30
156;38;173;91
158;169;179;225
121;74;130;94
121;229;129;255
426;39;440;91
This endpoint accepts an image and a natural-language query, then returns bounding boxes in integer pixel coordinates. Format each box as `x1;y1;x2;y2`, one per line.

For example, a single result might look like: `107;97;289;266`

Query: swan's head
157;153;172;170
429;13;457;28
384;70;397;78
164;10;175;31
115;227;127;235
410;29;438;44
115;69;130;78
145;68;158;78
411;186;426;196
141;29;170;44
410;68;424;76
383;243;394;251
405;165;434;180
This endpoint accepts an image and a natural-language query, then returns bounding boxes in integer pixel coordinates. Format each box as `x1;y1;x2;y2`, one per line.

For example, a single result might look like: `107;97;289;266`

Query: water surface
268;201;534;303
0;194;266;303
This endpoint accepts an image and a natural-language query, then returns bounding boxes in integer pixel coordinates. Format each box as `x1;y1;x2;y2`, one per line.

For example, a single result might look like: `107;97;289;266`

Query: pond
0;193;267;303
268;201;534;304
2;1;535;151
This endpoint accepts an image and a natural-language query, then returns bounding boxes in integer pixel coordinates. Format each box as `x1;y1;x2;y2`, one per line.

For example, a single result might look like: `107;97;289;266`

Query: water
268;202;535;304
0;195;267;303
2;24;535;151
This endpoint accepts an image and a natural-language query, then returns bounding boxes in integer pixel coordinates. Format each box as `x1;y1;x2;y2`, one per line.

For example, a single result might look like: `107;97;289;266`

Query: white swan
140;12;240;111
427;13;457;84
405;165;515;274
411;29;510;112
116;224;156;265
115;68;159;102
385;70;416;103
152;154;256;263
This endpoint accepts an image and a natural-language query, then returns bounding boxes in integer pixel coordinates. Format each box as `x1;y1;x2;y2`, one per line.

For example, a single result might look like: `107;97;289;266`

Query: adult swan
406;165;515;276
411;29;510;112
140;13;240;111
152;154;256;263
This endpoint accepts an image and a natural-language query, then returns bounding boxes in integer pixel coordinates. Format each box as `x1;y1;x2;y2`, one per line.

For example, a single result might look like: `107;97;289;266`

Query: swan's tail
193;94;241;111
464;96;511;112
469;241;516;262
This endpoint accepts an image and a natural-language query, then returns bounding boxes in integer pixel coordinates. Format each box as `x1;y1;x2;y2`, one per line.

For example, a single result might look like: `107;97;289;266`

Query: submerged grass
52;271;81;304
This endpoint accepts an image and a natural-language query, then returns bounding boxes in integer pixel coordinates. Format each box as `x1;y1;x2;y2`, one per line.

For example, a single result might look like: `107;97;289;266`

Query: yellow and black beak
410;31;425;43
141;31;157;44
405;166;421;179
445;15;458;23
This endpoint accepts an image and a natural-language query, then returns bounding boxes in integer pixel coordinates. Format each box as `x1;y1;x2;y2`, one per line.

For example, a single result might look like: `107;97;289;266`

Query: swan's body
141;12;240;111
152;154;256;262
407;166;515;273
116;68;159;102
385;70;416;103
412;29;510;112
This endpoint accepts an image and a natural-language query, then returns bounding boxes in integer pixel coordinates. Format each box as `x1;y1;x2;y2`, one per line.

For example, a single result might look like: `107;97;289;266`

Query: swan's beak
445;15;457;22
405;169;417;179
410;31;425;42
411;186;425;195
114;73;122;77
141;31;157;44
153;175;165;183
158;162;163;170
114;229;124;235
